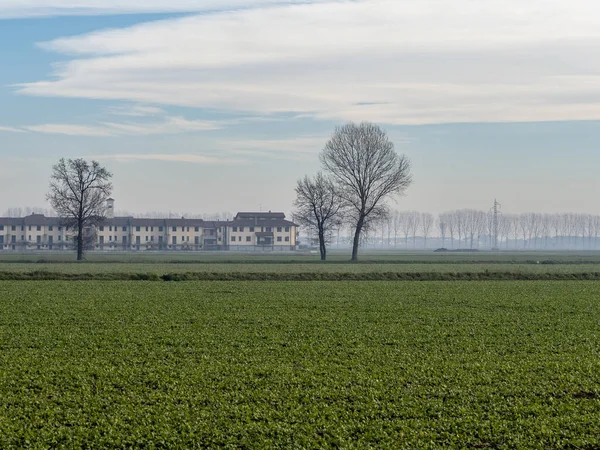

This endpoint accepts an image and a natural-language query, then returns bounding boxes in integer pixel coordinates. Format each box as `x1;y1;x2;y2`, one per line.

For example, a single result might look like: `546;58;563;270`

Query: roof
230;219;296;228
235;212;286;220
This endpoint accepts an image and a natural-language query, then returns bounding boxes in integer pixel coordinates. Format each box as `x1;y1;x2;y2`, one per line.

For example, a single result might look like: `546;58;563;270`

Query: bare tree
421;213;434;249
407;211;420;248
321;122;412;261
47;158;113;261
293;173;343;261
437;214;447;248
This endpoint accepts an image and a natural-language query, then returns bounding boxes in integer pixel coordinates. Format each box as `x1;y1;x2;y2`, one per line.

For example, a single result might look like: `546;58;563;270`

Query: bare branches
47;158;112;260
320;122;412;261
293;173;343;261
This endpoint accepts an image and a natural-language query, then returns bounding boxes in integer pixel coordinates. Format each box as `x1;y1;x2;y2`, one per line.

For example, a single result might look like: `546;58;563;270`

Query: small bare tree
47;158;113;261
421;212;434;249
321;122;412;261
293;173;343;261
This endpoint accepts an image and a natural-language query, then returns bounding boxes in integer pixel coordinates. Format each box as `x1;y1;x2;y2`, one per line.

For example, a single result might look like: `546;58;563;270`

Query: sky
2;0;600;217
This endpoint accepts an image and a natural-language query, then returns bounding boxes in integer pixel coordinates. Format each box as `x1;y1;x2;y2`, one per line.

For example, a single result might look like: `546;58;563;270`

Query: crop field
1;280;600;448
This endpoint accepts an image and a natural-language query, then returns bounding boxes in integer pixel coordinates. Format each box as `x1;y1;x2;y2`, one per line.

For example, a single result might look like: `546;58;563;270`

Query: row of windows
231;236;290;242
232;226;290;233
0;235;65;243
0;225;57;232
97;225;209;233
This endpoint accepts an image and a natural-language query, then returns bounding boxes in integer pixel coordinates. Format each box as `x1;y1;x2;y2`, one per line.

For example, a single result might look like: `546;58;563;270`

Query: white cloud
16;0;600;124
0;0;318;18
102;116;222;134
108;105;164;117
21;116;223;137
94;153;245;164
24;124;117;137
0;126;25;133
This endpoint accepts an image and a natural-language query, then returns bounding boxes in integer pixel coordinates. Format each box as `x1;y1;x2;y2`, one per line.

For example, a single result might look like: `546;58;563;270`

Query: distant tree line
334;210;600;250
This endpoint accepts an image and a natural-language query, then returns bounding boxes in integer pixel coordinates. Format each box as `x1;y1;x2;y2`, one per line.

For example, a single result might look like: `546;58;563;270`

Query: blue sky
2;0;600;217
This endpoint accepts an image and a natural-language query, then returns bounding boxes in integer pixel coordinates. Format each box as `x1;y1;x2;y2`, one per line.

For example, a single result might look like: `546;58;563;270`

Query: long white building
0;202;297;252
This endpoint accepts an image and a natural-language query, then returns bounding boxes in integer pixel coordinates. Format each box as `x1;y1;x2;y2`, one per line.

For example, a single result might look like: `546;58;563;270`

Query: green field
3;250;600;264
1;280;600;448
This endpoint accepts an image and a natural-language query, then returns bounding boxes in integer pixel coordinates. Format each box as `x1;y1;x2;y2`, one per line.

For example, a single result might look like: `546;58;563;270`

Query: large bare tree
47;159;113;261
293;172;343;261
320;122;412;261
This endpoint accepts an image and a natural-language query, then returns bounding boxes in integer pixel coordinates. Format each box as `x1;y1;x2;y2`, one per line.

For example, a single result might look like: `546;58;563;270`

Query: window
172;236;177;245
58;236;62;241
146;226;149;232
277;236;283;242
99;226;104;232
250;227;254;232
233;227;238;232
182;226;185;232
277;227;282;232
11;225;16;231
151;226;154;232
109;226;112;232
28;235;31;241
195;226;199;232
146;236;149;242
285;227;290;232
246;236;251;242
172;226;177;232
187;227;190;232
109;236;112;242
231;236;236;242
37;226;41;231
266;227;272;232
21;236;25;241
159;226;164;232
49;226;53;232
136;226;141;232
151;236;155;242
238;236;242;242
11;236;16;243
0;225;3;231
240;227;244;232
123;226;127;232
28;226;31;231
285;237;290;242
36;236;41;243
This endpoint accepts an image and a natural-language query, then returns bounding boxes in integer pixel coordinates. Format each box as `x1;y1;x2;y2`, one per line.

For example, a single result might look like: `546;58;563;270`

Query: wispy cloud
20;115;223;137
24;124;117;137
0;126;26;133
0;0;320;19
94;153;246;164
16;0;600;124
107;105;164;117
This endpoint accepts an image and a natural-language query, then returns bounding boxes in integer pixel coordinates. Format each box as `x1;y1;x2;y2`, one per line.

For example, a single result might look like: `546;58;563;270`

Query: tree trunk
318;229;326;261
77;221;84;261
351;217;364;261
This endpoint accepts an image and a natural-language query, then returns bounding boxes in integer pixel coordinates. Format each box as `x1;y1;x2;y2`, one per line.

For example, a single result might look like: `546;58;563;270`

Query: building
0;204;297;252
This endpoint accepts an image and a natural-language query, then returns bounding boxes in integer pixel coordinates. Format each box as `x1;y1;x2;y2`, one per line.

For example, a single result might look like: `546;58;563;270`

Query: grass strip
3;270;600;281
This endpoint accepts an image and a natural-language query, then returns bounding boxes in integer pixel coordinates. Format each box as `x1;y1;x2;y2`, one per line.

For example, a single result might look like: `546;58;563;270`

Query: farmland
1;280;600;448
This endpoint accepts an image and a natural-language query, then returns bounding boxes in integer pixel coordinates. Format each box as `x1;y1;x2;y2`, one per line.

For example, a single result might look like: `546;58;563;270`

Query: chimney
106;198;115;219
